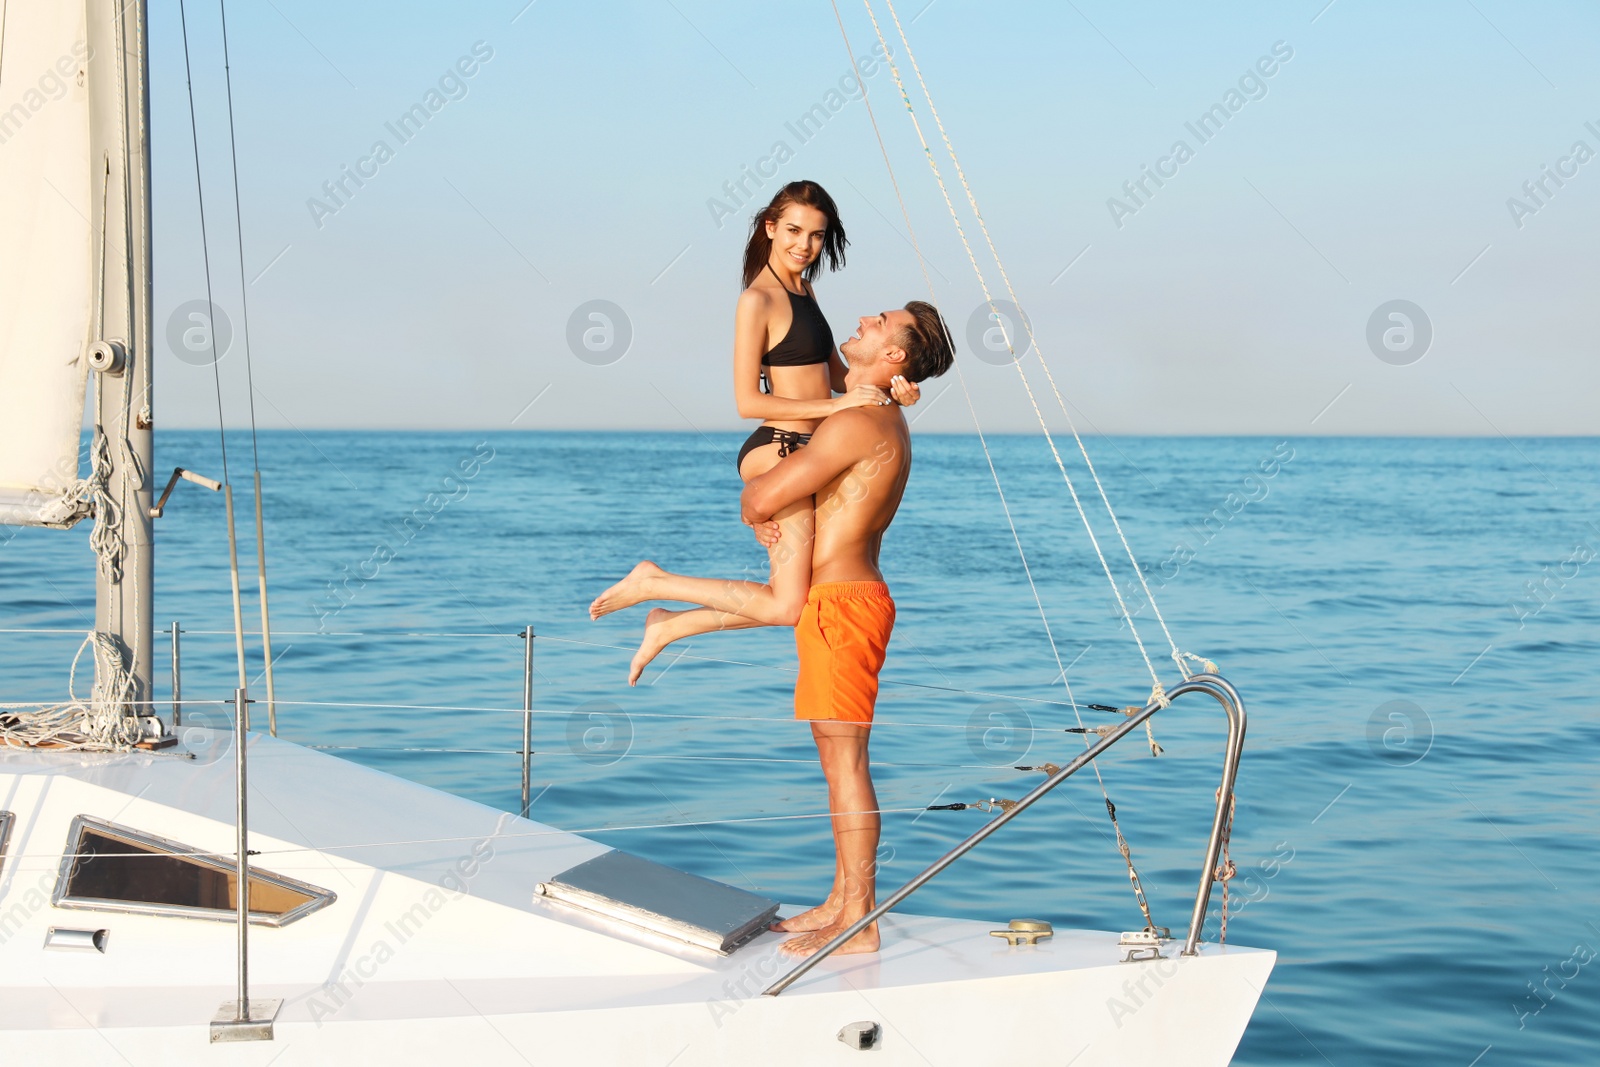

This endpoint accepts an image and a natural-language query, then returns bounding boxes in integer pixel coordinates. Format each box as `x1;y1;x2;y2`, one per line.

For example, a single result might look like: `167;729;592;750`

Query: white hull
0;730;1272;1065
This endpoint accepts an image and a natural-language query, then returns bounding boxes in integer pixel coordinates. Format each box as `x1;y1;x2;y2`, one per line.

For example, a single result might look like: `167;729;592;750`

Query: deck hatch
53;815;335;927
536;849;779;955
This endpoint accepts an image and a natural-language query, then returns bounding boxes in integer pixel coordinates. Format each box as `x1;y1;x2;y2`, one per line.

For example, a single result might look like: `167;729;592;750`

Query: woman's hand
889;374;921;407
832;383;892;412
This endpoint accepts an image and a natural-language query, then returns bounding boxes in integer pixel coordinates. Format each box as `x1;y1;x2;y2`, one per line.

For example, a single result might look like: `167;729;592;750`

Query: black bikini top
761;262;833;368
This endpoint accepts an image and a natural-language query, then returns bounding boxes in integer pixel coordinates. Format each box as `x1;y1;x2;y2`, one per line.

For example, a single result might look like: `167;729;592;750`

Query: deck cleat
990;918;1054;946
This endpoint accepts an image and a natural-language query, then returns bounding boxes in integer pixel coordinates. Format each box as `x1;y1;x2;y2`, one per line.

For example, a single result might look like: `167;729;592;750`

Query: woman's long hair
741;180;848;289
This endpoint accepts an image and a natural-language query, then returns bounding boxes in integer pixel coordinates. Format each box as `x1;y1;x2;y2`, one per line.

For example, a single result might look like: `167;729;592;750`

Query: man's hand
742;406;880;525
748;519;782;548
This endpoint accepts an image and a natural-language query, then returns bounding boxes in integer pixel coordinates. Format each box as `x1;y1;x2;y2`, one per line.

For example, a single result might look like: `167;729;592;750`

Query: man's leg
769;838;846;932
779;721;881;956
769;726;857;933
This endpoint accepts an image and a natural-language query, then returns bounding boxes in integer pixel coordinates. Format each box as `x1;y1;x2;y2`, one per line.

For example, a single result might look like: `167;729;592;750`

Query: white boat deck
0;731;1273;1064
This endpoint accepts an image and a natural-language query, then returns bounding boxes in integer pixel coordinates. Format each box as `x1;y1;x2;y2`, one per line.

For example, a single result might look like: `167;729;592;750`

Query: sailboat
0;1;1274;1062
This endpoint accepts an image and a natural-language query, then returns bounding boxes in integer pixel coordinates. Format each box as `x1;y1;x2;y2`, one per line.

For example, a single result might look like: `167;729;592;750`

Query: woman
589;180;917;683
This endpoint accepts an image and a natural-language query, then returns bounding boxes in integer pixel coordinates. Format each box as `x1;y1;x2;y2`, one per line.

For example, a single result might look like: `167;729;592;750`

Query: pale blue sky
148;0;1600;434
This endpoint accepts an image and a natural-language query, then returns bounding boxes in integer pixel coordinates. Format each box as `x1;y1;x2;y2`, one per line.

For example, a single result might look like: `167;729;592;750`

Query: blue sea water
3;430;1598;1065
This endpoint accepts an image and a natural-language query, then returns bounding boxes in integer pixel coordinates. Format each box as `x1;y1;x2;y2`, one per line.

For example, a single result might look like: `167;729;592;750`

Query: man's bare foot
770;897;843;933
779;918;880;957
590;561;665;620
628;608;679;686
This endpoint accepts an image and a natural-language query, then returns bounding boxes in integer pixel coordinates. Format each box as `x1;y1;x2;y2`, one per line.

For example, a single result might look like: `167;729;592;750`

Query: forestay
0;1;94;528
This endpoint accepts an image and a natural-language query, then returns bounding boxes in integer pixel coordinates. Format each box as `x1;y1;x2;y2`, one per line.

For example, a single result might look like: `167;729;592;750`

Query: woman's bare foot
779;917;880;957
590;560;665;620
770;896;843;933
628;608;678;686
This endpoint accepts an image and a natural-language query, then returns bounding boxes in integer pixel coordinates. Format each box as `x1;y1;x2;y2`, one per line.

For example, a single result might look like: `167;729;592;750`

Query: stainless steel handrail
762;672;1247;996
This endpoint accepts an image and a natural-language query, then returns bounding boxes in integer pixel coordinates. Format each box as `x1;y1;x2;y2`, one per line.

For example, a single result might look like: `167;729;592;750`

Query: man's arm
741;410;874;524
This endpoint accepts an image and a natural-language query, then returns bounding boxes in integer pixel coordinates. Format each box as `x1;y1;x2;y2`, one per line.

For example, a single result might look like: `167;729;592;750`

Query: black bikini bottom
737;426;812;473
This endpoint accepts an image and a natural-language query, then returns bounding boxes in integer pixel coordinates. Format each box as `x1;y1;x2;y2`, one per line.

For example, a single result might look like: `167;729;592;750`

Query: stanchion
170;621;182;727
521;624;535;816
210;687;281;1042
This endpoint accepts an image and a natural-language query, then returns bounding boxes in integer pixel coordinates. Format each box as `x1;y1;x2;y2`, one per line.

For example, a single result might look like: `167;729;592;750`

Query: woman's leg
589;497;812;624
594;441;815;682
619;495;815;682
589;440;814;626
624;607;753;686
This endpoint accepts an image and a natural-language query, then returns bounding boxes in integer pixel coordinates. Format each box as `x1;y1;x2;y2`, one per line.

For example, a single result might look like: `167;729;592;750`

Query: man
741;300;954;957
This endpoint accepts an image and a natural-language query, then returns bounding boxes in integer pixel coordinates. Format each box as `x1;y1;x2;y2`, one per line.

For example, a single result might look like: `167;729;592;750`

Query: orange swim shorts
794;581;896;724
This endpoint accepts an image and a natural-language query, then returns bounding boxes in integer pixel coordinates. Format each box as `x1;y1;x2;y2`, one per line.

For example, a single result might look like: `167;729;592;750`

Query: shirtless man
742;300;955;957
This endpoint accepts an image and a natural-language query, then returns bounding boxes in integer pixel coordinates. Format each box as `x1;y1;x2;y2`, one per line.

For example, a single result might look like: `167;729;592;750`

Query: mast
87;0;154;714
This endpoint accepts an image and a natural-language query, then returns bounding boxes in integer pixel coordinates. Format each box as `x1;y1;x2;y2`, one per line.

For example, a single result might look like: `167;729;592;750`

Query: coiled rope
0;632;144;749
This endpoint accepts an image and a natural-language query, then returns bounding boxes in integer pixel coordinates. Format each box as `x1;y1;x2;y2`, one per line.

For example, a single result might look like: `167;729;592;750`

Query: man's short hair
896;301;956;382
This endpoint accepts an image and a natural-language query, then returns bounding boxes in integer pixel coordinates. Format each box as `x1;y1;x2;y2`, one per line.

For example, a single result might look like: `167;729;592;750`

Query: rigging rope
177;0;251;697
0;633;143;749
864;0;1248;939
831;0;1162;936
216;0;260;473
862;2;1168;763
218;0;279;734
1215;788;1237;945
176;0;230;491
876;0;1195;687
82;429;122;582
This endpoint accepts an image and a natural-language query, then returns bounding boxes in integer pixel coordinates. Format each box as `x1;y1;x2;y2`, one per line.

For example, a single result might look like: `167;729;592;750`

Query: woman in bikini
589;180;917;683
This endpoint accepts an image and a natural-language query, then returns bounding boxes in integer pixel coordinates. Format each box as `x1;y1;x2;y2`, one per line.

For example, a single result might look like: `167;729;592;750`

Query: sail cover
0;1;94;527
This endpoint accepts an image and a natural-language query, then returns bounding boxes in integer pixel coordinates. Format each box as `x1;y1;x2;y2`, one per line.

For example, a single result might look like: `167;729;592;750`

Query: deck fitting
990;918;1054;946
209;998;282;1043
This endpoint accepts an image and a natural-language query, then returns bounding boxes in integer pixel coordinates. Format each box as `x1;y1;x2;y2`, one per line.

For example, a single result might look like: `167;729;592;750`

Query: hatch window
54;816;334;926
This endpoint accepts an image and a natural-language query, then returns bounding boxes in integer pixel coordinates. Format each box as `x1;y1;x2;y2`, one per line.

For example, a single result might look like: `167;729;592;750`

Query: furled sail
0;1;94;527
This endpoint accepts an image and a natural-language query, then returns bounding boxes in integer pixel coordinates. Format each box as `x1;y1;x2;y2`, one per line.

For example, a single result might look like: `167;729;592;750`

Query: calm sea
4;431;1597;1065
